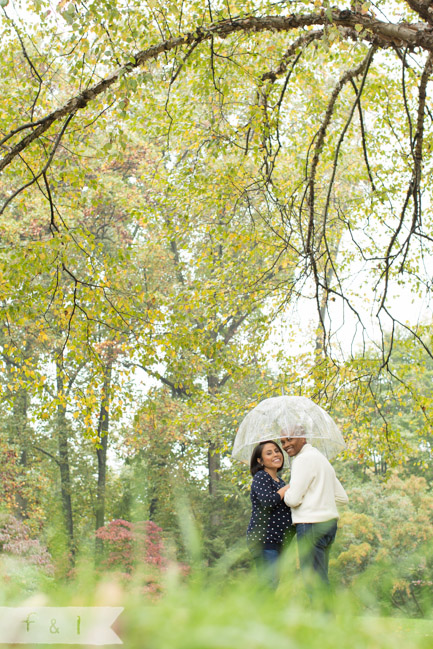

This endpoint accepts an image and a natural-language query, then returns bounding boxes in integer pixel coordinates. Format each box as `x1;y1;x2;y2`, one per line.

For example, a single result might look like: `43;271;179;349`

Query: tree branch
2;10;433;173
0;114;74;215
377;51;433;312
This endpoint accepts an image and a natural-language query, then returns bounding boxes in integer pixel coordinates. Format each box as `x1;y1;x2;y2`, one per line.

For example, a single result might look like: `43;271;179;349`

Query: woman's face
260;442;283;471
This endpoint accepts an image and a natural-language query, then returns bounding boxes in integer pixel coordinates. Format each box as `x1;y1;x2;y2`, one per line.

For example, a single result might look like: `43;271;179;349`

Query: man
281;428;348;585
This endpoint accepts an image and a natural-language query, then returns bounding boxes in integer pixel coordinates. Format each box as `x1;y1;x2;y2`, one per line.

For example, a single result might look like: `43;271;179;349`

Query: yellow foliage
334;542;372;571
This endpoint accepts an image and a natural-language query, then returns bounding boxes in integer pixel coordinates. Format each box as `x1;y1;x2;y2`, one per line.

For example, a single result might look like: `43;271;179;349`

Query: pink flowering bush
0;515;54;576
95;519;167;579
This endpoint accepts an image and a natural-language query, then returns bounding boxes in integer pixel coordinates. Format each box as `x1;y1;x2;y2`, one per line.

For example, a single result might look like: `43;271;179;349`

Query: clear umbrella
232;395;346;464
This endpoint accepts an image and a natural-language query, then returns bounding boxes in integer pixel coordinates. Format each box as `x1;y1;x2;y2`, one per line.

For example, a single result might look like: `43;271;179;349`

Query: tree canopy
1;0;432;362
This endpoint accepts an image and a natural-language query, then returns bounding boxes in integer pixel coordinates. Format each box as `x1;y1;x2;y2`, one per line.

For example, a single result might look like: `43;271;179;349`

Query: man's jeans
296;520;338;585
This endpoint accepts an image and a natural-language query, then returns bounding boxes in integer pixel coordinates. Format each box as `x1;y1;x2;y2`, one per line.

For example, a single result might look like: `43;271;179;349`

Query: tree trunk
207;375;221;529
207;441;221;489
95;361;112;557
208;441;221;529
11;386;30;519
3;342;31;519
56;361;75;562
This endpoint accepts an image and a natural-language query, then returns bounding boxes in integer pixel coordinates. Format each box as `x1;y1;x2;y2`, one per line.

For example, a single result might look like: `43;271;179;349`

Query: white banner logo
0;607;123;644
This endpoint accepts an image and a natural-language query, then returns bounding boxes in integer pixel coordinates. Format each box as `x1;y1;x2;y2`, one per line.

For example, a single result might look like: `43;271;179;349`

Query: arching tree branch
2;10;433;173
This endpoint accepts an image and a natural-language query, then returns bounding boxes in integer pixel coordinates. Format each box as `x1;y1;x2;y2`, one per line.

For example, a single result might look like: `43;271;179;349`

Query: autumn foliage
332;472;433;615
95;519;167;577
0;515;54;576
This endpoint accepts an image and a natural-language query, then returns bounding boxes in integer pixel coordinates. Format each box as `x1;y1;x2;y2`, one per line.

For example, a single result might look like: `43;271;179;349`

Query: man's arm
334;476;349;504
283;456;314;508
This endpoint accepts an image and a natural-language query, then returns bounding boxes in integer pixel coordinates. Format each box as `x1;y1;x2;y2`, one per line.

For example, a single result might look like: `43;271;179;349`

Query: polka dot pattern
247;470;293;549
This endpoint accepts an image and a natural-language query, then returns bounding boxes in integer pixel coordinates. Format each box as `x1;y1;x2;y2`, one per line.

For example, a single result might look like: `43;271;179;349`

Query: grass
116;573;433;649
6;561;428;649
1;541;432;649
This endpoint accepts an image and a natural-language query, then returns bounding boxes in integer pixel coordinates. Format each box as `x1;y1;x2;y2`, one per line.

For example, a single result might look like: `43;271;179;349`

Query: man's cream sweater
283;443;348;523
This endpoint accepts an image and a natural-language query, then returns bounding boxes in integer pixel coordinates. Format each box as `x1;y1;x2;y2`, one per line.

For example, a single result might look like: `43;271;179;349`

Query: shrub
0;515;54;575
95;519;167;577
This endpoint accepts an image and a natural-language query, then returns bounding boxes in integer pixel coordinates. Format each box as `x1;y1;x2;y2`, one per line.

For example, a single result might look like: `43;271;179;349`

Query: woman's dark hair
250;440;283;476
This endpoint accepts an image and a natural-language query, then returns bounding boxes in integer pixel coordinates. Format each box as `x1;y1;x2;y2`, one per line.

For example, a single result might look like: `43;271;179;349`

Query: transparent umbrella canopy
232;395;346;464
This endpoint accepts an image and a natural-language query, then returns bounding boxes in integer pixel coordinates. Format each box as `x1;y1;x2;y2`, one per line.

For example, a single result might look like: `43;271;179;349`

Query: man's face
281;436;306;457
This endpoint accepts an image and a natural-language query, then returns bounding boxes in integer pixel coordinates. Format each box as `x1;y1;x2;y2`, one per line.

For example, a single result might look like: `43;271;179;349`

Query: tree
332;471;433;616
2;0;433;568
330;331;433;473
1;0;432;370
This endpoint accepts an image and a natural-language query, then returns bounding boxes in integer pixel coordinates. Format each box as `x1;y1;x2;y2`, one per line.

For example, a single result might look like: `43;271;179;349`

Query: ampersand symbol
50;619;60;634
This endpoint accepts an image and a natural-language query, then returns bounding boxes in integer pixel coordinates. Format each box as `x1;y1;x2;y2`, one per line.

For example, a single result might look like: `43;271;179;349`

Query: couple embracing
247;427;348;589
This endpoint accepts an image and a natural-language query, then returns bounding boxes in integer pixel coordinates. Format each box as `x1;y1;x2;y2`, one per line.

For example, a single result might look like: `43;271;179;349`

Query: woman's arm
252;472;288;506
277;484;290;499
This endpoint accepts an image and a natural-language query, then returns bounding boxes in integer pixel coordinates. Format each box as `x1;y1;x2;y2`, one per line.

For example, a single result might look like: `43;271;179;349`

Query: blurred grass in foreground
4;545;432;649
1;507;432;649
